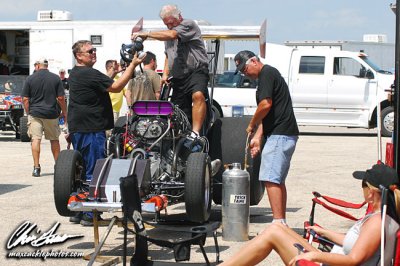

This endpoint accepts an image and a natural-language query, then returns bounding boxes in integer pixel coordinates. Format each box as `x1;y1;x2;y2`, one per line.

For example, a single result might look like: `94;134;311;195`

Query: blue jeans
71;132;106;183
259;135;298;184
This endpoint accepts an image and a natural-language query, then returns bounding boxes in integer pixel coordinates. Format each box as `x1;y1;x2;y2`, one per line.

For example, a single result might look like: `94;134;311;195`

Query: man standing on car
131;4;209;137
67;40;144;225
22;58;67;177
235;50;299;226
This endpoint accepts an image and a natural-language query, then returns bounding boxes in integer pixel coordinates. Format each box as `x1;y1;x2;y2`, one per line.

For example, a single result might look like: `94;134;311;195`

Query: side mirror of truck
366;70;374;79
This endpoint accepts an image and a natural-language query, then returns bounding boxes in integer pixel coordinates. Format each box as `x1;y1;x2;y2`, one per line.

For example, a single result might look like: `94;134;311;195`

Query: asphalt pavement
0;126;389;265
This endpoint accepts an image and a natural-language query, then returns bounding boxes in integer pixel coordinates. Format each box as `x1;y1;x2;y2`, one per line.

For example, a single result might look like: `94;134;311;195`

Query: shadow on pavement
0;183;30;196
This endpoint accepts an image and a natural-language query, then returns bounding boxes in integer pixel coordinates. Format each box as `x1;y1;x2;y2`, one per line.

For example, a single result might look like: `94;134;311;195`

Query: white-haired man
131;4;209;137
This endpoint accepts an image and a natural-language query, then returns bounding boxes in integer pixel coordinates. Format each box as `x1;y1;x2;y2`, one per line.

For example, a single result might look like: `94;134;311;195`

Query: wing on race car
132;17;143;34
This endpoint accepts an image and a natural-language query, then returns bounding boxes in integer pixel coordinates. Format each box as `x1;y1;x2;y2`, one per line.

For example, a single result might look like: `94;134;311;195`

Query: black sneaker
69;212;82;224
80;213;94;226
32;165;41;177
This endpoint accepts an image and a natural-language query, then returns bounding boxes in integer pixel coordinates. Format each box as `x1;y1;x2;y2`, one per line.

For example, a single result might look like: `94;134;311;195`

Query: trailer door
30;29;73;74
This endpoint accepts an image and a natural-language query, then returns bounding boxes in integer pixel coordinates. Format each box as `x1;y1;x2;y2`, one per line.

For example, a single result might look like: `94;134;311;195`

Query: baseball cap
36;57;48;65
234;50;256;74
353;163;399;189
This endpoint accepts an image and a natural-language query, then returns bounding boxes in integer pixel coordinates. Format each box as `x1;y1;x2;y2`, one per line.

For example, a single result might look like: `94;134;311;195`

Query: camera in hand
120;37;146;63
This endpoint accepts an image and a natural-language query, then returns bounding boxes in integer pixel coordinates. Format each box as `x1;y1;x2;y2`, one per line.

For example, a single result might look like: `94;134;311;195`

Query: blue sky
0;0;396;53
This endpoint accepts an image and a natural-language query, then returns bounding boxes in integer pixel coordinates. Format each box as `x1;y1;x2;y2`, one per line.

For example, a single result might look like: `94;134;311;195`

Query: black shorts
171;67;209;121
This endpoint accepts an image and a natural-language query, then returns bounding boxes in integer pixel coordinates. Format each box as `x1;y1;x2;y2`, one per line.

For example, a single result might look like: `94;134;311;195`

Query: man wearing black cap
234;50;299;225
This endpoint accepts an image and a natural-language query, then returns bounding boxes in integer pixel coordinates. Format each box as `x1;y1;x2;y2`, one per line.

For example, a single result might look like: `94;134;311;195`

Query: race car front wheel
54;150;84;217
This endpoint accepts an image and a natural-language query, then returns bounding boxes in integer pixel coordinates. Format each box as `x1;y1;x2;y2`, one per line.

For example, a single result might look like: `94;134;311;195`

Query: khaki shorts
28;115;61;140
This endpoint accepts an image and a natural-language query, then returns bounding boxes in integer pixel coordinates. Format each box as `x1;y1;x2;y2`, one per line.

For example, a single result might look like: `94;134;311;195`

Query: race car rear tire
208;117;265;205
19;116;30;142
185;152;212;223
54;150;84;217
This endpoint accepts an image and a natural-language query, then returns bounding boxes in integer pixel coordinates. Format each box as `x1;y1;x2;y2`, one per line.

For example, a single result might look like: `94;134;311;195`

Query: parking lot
0;126;390;265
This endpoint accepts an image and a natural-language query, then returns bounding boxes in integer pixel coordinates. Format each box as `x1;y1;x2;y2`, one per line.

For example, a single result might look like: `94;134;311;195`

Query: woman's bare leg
220;223;318;266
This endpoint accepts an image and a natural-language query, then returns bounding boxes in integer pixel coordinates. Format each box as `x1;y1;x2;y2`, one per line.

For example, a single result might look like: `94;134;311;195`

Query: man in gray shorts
234;50;299;225
22;58;67;177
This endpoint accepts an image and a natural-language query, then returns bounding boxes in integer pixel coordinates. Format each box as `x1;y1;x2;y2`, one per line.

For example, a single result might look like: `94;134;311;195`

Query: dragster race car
53;18;267;224
0;75;29;141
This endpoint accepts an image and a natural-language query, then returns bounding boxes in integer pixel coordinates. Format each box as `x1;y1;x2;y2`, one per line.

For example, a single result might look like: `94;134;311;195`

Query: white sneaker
211;159;222;176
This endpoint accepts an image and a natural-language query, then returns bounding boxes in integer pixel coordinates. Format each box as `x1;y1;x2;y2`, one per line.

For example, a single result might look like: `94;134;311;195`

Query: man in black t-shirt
234;50;299;226
67;40;145;226
22;58;67;177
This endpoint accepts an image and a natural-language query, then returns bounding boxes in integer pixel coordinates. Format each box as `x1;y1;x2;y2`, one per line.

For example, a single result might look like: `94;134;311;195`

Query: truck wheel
185;152;212;223
381;106;394;138
54;150;84;217
212;102;223;119
208;117;265;205
19;116;30;142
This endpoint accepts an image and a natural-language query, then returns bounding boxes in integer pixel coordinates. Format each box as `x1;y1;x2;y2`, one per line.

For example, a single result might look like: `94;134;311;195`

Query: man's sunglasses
80;48;97;54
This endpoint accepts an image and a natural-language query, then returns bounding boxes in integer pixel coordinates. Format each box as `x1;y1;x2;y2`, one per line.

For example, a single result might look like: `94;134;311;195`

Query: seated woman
220;163;400;266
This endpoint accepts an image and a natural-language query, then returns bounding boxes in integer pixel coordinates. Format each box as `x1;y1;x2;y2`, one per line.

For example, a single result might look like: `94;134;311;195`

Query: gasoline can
222;162;250;241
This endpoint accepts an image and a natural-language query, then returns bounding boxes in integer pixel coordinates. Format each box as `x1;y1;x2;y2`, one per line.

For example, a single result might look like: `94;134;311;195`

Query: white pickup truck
210;43;394;137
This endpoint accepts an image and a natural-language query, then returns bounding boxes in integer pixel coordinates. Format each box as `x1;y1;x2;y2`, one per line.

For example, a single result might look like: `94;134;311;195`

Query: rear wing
200;19;267;58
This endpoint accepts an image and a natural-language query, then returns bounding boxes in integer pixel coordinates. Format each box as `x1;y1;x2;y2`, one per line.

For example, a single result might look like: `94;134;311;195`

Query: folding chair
303;191;370;252
297;187;400;266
